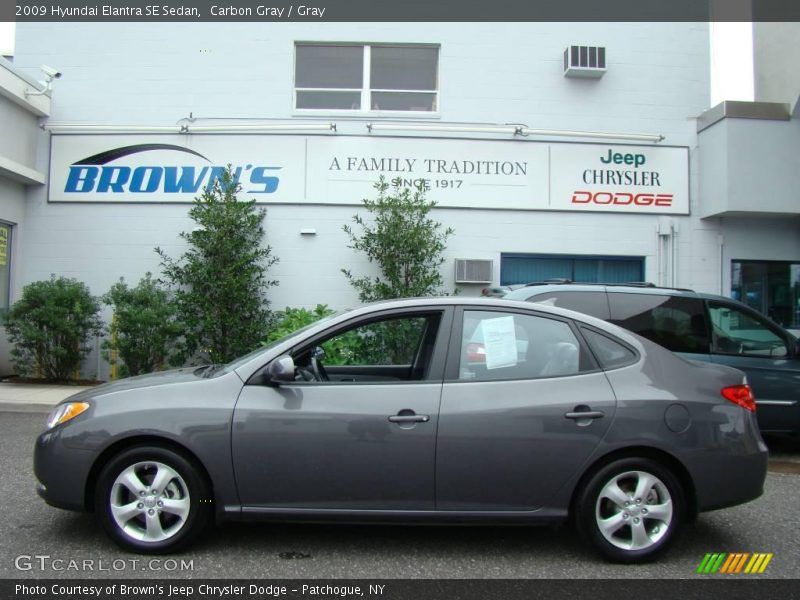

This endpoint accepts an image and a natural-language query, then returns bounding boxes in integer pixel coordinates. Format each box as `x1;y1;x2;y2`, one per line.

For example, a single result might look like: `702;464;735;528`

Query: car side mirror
267;355;296;384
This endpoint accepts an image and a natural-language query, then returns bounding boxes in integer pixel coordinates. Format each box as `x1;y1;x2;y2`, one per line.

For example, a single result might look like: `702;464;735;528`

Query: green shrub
5;275;102;381
342;176;455;302
156;167;279;364
266;305;336;343
102;273;182;378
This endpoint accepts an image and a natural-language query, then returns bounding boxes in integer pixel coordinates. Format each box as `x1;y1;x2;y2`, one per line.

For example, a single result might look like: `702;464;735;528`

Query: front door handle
388;410;430;424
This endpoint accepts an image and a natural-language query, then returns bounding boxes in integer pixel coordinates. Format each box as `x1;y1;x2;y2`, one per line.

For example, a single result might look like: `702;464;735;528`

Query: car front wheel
95;446;211;553
575;457;684;563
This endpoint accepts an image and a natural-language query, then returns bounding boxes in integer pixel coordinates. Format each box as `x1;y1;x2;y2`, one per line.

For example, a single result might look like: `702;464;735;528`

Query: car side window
608;293;710;354
293;314;438;383
321;317;428;365
580;327;638;369
529;291;611;320
459;310;591;381
707;301;789;358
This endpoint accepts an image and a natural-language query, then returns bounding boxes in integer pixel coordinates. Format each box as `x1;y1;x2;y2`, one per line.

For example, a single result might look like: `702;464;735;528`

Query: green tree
102;273;182;377
5;275;102;381
156;167;278;364
342;176;454;302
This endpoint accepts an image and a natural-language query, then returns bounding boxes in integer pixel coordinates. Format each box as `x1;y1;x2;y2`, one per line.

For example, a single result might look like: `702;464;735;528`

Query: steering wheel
310;346;329;382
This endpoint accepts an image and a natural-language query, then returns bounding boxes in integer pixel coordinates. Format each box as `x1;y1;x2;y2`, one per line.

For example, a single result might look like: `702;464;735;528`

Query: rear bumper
687;420;769;513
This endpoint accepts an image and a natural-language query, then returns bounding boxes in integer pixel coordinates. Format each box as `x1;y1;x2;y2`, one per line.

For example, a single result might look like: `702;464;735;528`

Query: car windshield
219;310;344;373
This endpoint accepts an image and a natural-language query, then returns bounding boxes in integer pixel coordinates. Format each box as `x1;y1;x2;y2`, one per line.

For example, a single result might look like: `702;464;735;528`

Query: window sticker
481;316;518;370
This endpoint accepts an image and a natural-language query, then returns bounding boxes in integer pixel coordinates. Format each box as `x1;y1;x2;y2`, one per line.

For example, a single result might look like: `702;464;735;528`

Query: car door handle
388;413;430;424
564;410;605;420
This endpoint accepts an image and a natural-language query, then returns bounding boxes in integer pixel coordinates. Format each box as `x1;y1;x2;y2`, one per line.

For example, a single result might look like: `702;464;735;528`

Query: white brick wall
11;22;794;378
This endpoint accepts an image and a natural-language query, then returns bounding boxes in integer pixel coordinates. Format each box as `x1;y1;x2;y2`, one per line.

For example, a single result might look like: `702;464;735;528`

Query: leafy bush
342;176;454;302
102;273;182;378
156;167;279;364
266;305;336;343
5;276;102;381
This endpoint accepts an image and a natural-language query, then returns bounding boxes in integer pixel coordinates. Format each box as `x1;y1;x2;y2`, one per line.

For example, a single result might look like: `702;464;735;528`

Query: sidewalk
0;382;96;413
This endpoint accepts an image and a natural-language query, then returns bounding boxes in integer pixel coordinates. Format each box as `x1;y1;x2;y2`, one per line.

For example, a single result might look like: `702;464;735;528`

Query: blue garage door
501;254;644;286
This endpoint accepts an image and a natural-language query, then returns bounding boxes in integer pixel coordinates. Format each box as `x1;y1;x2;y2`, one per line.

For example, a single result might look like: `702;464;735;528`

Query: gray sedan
34;298;768;563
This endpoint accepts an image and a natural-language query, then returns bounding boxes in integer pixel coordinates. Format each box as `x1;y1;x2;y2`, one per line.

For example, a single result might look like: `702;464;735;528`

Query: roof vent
455;259;493;284
563;46;606;78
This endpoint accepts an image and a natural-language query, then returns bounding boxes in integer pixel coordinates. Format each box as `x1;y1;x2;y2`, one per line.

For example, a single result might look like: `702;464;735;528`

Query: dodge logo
572;191;673;207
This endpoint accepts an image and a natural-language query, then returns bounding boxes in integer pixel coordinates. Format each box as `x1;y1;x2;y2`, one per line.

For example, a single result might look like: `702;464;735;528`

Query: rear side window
580;327;638;369
459;310;594;381
528;291;610;320
608;293;710;354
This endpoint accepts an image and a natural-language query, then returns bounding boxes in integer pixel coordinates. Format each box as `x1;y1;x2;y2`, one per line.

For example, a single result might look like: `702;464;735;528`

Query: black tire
94;446;212;554
574;457;684;563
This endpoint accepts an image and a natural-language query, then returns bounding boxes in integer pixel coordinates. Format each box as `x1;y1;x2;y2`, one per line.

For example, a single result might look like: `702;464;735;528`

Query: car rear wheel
575;457;684;563
95;446;211;553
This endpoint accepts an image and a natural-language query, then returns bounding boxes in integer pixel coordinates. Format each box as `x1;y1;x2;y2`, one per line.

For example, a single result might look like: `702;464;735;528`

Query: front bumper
34;428;96;512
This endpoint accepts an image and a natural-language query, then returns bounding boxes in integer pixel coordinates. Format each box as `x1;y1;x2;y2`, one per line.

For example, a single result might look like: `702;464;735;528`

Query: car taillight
721;384;756;412
465;342;486;362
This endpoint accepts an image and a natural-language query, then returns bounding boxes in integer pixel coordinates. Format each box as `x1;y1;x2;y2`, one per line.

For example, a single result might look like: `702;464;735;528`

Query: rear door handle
388;412;430;424
565;410;605;420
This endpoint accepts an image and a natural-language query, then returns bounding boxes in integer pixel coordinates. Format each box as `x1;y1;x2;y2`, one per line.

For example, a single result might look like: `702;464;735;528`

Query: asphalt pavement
2;411;798;580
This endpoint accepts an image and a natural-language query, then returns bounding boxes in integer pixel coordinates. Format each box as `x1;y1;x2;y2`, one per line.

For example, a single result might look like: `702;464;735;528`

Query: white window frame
293;43;441;118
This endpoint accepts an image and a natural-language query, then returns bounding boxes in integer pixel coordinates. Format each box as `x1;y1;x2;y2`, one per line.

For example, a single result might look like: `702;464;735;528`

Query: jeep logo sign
49;135;688;215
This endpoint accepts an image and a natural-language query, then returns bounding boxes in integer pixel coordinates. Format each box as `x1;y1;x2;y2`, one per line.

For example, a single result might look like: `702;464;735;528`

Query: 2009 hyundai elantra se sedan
34;298;768;562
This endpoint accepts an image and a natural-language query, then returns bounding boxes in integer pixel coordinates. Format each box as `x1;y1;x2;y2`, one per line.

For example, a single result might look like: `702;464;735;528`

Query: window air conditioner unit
455;259;493;284
563;45;606;78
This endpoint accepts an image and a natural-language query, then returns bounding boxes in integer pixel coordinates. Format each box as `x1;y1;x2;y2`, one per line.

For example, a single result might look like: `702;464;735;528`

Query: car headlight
46;401;90;429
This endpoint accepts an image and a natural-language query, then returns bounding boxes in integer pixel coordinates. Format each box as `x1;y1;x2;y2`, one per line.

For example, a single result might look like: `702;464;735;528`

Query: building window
294;44;439;112
500;254;645;286
731;260;800;330
0;223;11;318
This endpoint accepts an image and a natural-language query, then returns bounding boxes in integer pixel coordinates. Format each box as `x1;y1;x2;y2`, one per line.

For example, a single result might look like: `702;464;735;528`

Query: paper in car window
482;316;518;370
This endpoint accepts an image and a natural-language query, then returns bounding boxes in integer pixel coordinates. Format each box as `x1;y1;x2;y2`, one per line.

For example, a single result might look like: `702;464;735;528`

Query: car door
232;307;452;510
706;299;800;434
435;307;617;511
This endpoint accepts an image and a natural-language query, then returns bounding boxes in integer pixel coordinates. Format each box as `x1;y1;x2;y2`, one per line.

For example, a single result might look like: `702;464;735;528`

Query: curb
0;403;53;414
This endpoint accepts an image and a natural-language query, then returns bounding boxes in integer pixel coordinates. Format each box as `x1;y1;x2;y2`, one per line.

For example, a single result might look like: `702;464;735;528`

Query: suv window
529;290;611;320
707;301;789;358
608;293;710;354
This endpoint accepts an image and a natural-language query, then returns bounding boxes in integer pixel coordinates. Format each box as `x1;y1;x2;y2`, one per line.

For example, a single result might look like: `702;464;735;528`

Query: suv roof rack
522;280;695;292
525;278;574;286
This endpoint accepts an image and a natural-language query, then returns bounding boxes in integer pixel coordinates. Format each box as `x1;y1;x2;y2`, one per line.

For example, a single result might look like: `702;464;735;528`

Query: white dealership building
1;22;799;377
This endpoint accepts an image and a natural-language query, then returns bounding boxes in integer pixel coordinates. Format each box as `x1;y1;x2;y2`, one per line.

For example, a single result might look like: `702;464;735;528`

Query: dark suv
504;283;800;435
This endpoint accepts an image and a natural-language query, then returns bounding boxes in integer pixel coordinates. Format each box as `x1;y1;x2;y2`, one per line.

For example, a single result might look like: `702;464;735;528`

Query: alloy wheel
109;461;191;543
595;470;674;551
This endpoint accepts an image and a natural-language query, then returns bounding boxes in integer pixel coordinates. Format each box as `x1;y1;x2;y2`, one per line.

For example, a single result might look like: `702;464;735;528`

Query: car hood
58;367;211;404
